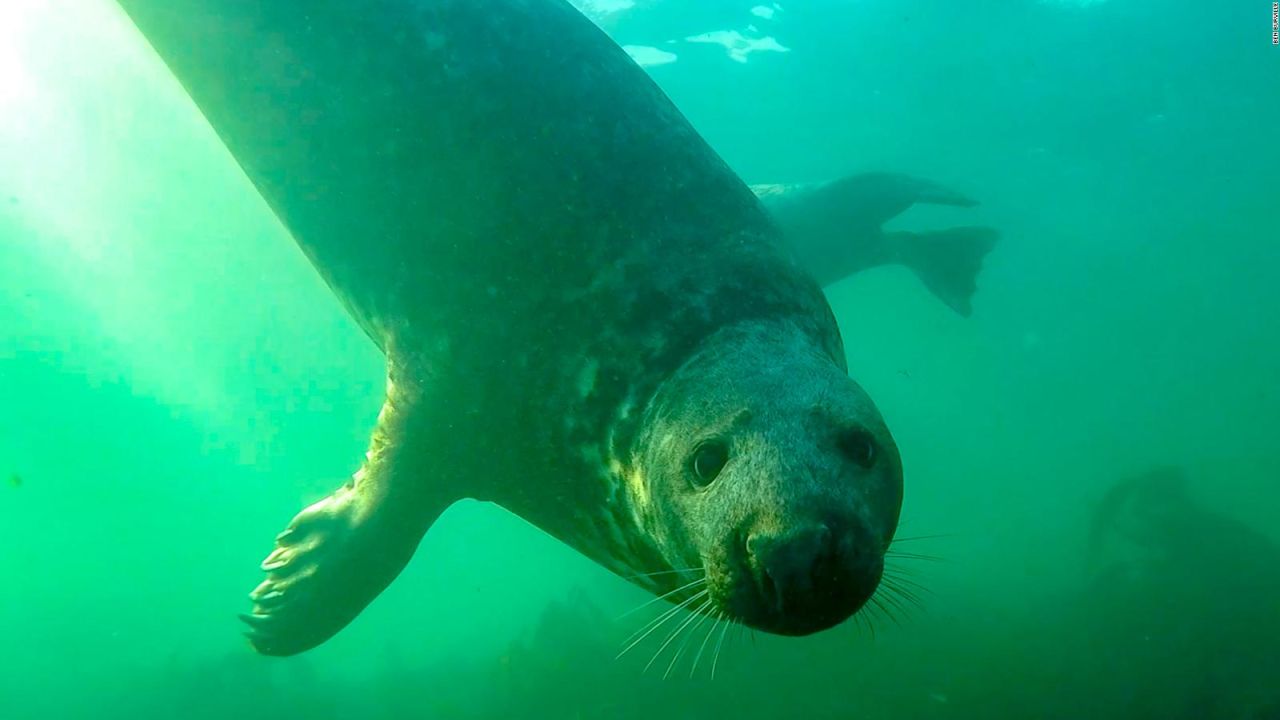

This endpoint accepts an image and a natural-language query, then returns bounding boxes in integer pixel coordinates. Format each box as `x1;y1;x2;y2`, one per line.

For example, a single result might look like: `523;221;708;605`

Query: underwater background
1;0;1277;718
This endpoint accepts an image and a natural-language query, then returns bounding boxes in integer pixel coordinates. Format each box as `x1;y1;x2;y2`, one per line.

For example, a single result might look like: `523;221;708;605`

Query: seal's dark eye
690;441;729;487
839;429;877;469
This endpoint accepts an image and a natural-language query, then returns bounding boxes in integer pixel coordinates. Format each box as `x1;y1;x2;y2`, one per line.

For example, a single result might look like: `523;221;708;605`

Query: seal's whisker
885;580;925;608
881;570;932;599
619;586;701;653
690;612;722;679
883;564;931;581
875;581;917;619
623;567;704;580
879;599;903;627
880;576;921;609
875;597;897;623
616;575;706;620
621;604;682;649
856;603;881;637
851;611;867;639
882;568;927;590
885;550;946;563
860;609;879;641
711;612;732;680
884;569;929;597
890;533;954;544
864;599;883;624
881;563;926;579
663;596;715;679
617;588;706;659
869;593;902;627
644;590;711;674
878;581;913;613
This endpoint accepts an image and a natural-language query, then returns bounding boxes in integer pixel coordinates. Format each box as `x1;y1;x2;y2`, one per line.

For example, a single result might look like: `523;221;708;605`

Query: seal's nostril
747;532;783;612
838;427;878;469
815;524;832;551
749;523;840;616
759;567;779;613
810;524;835;576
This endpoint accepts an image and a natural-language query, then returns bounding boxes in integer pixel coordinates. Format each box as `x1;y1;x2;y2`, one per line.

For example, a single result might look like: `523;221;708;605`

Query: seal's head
631;319;903;636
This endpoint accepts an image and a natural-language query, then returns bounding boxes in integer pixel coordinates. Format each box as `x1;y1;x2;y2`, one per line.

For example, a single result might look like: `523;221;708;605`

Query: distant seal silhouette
116;0;904;655
753;173;999;317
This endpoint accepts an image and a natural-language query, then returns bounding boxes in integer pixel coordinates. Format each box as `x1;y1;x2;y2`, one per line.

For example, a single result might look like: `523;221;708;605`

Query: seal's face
631;321;903;636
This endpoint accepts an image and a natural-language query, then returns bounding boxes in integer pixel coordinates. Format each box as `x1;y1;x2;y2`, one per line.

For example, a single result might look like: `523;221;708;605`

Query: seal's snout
748;523;832;613
745;521;883;635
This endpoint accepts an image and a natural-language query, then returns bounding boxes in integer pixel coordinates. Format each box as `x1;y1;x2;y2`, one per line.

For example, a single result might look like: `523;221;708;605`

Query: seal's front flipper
888;227;999;317
240;371;452;656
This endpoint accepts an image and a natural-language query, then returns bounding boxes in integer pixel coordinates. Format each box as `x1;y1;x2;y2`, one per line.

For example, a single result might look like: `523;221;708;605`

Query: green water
1;0;1277;718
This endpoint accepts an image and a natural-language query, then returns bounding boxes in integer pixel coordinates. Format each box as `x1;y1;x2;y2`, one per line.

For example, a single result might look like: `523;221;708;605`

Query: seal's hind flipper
888;226;999;317
240;371;452;656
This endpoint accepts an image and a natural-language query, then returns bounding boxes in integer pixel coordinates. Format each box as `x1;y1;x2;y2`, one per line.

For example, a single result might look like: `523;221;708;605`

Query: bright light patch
750;5;778;20
0;0;367;461
685;29;790;64
572;0;636;20
623;44;678;67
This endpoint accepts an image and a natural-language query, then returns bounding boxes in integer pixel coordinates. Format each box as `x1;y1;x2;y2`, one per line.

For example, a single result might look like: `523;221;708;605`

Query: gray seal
116;0;904;655
754;173;999;317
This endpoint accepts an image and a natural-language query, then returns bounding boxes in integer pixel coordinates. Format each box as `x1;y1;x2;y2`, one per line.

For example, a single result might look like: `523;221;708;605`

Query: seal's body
117;0;903;656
